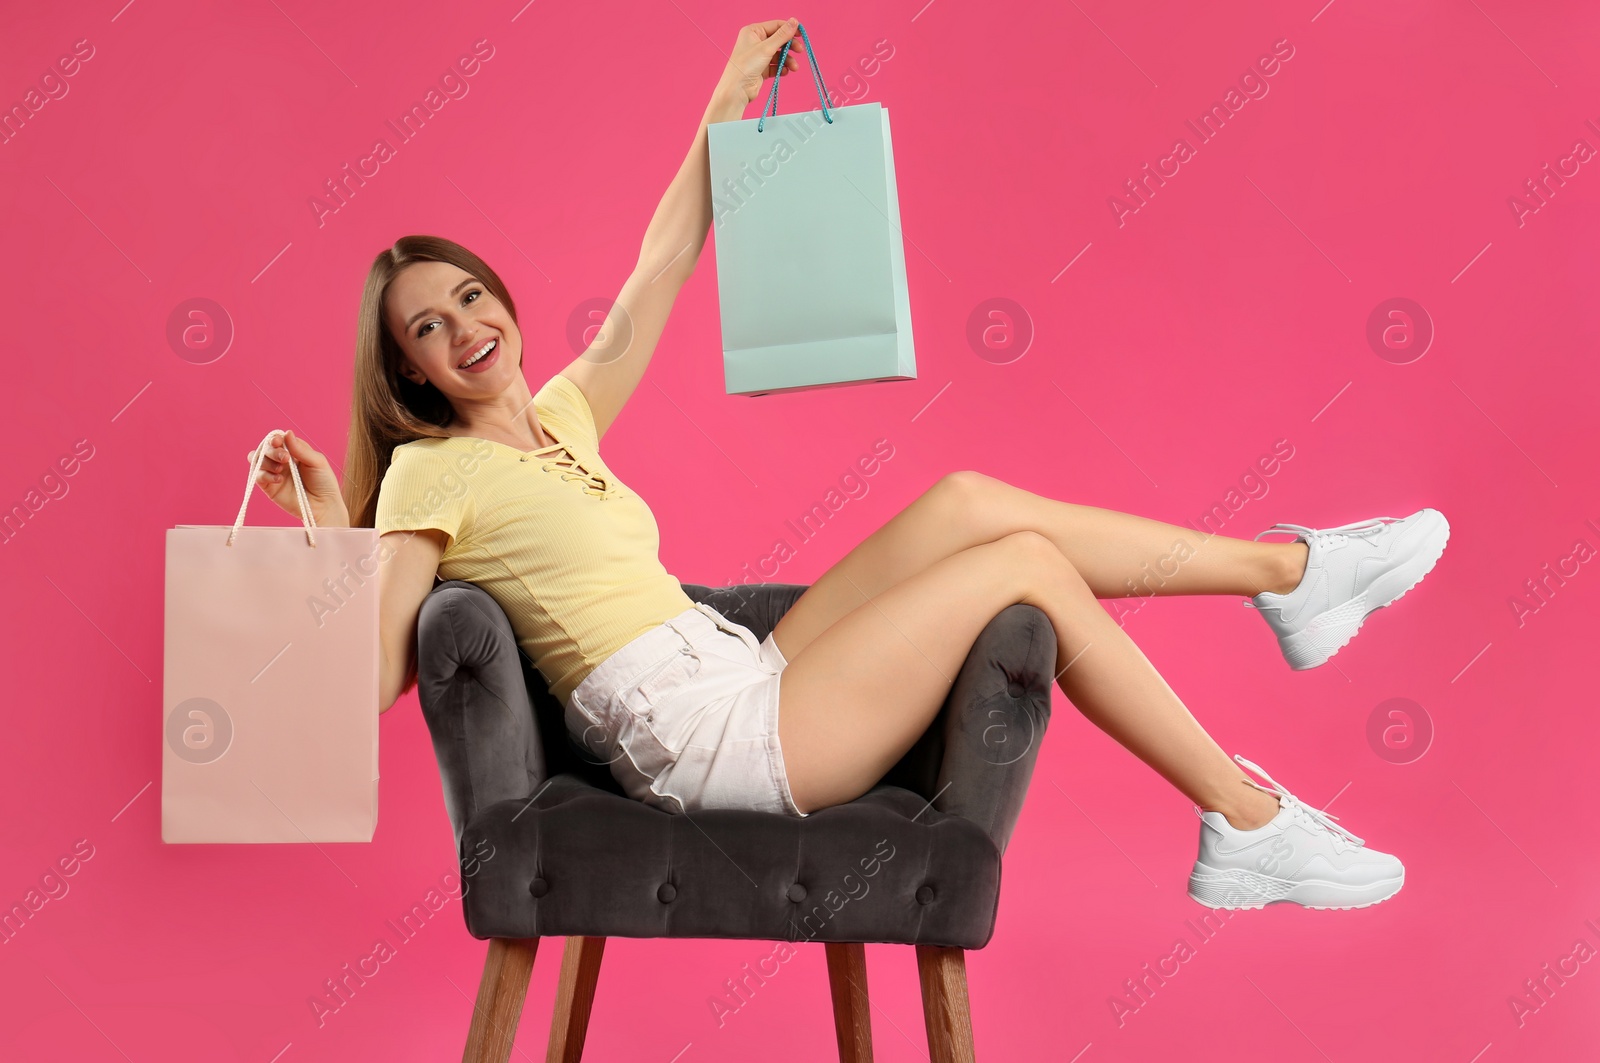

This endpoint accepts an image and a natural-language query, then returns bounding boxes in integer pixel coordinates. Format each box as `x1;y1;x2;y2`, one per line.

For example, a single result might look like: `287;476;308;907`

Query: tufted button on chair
415;579;1055;1062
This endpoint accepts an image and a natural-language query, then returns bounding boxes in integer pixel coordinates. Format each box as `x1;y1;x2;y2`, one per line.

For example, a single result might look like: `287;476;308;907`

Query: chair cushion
457;776;1003;949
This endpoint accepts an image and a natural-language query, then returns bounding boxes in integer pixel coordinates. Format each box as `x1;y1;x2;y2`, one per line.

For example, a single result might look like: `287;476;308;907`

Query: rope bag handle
229;429;318;547
758;22;836;132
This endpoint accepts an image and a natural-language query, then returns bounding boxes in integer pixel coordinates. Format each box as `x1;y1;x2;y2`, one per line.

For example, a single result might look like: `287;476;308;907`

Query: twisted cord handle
758;22;835;132
229;429;318;547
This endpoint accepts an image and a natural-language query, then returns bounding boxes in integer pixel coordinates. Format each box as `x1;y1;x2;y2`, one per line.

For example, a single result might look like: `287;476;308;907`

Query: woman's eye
415;290;483;337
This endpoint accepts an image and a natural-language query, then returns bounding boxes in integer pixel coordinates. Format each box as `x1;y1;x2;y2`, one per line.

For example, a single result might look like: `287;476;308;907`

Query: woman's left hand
716;18;806;106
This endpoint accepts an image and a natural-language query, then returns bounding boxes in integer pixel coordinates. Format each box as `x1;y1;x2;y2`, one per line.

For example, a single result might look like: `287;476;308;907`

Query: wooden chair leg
824;941;874;1062
463;937;540;1063
915;945;975;1063
547;936;607;1063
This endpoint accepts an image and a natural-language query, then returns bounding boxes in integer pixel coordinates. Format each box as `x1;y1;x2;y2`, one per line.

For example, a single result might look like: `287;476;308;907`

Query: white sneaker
1188;755;1404;910
1246;508;1450;670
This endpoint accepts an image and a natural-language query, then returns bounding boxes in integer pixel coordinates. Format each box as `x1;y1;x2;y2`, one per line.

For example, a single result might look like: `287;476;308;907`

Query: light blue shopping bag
707;24;916;396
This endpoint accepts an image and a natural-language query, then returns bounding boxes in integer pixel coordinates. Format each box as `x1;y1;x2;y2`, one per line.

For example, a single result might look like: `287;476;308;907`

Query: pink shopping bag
162;430;380;843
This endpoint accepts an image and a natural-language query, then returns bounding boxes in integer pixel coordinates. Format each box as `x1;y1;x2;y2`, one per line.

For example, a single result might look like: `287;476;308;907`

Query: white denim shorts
564;602;807;818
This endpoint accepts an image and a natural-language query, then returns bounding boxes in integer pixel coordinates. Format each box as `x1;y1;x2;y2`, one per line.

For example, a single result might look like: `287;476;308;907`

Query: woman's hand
247;429;350;528
716;18;806;107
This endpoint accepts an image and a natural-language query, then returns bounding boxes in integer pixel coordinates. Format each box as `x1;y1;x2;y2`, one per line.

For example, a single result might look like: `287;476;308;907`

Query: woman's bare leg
777;530;1283;830
771;470;1306;665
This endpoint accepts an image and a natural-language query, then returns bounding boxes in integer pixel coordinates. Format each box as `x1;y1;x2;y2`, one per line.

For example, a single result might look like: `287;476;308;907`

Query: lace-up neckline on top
457;427;612;498
523;438;609;498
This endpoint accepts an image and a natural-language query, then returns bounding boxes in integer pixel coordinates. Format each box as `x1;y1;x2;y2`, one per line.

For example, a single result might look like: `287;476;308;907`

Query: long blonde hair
342;235;520;529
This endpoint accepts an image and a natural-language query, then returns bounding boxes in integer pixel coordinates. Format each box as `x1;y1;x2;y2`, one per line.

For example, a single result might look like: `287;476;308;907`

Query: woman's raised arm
569;19;808;434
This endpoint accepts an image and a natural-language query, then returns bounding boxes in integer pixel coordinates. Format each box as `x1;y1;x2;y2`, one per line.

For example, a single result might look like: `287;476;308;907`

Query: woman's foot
1188;754;1404;910
1245;508;1451;670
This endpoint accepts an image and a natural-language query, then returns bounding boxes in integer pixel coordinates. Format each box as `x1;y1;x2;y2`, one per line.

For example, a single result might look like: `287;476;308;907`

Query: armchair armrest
414;580;547;852
916;602;1055;854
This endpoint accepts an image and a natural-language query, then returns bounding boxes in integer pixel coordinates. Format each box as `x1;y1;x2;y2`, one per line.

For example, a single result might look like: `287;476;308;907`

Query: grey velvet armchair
414;578;1056;1062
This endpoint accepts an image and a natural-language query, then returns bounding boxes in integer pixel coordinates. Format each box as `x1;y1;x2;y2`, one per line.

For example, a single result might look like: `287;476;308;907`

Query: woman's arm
375;529;445;713
566;19;806;432
636;18;805;285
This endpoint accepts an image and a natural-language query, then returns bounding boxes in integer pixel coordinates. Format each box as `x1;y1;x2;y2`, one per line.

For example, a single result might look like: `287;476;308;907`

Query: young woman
247;18;1450;911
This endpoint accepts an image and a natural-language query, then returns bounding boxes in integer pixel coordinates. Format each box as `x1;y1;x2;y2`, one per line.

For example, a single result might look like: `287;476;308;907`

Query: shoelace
1242;515;1401;607
1253;515;1402;548
1232;753;1364;852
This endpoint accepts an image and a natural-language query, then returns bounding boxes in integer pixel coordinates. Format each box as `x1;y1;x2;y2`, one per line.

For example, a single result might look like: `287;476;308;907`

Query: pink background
3;0;1597;1059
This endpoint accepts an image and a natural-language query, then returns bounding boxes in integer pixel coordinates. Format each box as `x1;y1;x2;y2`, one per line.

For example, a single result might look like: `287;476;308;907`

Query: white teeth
461;340;497;367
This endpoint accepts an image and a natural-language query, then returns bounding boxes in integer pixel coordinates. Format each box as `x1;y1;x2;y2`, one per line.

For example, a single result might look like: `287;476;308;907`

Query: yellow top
374;372;695;707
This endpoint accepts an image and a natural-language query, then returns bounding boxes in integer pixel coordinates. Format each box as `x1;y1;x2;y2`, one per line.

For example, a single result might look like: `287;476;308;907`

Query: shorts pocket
565;694;625;768
632;648;703;707
620;648;705;753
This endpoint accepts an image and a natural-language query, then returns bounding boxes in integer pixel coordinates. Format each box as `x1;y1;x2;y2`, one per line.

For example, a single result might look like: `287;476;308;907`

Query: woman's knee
931;469;1010;503
998;527;1058;557
923;469;984;513
923;470;1008;539
995;530;1089;594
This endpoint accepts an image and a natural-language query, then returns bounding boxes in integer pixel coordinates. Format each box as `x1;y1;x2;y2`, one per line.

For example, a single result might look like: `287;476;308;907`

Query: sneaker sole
1187;863;1405;910
1278;511;1451;670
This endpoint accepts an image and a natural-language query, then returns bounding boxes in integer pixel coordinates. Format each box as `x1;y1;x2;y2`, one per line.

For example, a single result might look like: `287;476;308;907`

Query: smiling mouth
460;339;498;368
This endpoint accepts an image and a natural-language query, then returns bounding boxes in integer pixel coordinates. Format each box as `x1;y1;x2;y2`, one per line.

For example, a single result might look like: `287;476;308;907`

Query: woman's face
385;261;522;396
